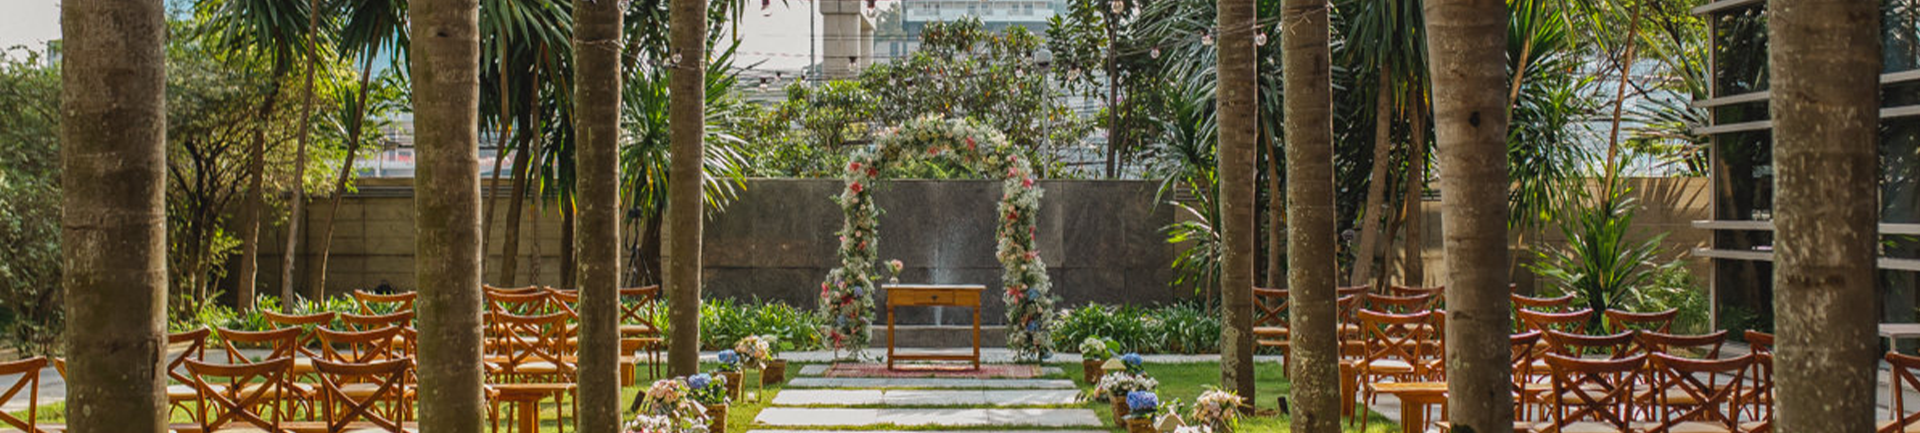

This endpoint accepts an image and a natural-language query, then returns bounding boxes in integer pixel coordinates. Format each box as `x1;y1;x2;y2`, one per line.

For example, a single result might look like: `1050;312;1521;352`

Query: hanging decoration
819;116;1058;362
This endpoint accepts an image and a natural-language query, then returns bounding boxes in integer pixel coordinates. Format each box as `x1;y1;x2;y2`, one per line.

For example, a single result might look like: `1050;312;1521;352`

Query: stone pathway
748;362;1104;432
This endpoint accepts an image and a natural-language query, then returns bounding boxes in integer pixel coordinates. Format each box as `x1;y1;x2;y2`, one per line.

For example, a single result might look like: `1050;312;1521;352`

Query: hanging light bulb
1150;46;1161;59
1109;0;1124;13
1200;30;1213;46
1255;32;1267;46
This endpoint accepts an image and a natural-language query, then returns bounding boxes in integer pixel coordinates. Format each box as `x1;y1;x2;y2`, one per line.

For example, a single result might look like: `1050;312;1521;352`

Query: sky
0;0;896;72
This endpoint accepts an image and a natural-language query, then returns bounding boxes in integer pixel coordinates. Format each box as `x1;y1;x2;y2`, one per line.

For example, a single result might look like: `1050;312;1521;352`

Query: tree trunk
528;188;545;285
1349;67;1395;288
1401;96;1426;287
498;128;535;286
1265;121;1286;289
561;200;577;289
574;0;626;428
481;42;515;277
284;0;321;303
313;49;382;294
1217;0;1257;407
1768;0;1881;431
237;86;280;311
1424;0;1513;428
1282;0;1339;427
666;0;709;377
59;0;169;428
409;0;488;428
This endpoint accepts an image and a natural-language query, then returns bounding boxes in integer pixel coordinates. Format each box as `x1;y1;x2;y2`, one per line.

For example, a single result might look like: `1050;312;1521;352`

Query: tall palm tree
484;0;574;286
1768;0;1881;431
1423;0;1512;428
1281;0;1338;429
312;0;409;293
574;0;626;427
282;0;335;301
410;0;488;428
1217;0;1258;406
666;0;710;376
59;0;169;429
201;0;317;310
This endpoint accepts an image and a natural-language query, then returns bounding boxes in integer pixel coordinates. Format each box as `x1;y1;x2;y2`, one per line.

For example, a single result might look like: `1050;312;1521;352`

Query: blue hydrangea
852;286;866;297
688;373;712;390
1121;353;1143;368
1026;320;1040;331
718;349;739;365
1126;390;1159;412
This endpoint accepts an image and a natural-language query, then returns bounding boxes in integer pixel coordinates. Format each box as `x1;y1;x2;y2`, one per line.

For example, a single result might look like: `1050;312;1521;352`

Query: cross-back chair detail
353;290;417;314
1542;353;1647;433
1544;330;1640;359
486;311;577;383
1251;287;1291;368
316;326;410;365
216;327;304;364
486;290;555;316
185;357;295;433
313;358;415;432
1356;309;1440;392
1519;308;1595;335
0;357;47;433
1363;293;1433;314
1636;330;1727;359
1603;308;1678;334
1512;293;1577;313
340;311;415;332
1884;352;1920;433
1648;353;1750;433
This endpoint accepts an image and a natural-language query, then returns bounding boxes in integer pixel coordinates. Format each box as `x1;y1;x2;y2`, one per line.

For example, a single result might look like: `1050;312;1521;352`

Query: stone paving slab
753;407;1102;427
786;377;1076;389
772;389;1080;406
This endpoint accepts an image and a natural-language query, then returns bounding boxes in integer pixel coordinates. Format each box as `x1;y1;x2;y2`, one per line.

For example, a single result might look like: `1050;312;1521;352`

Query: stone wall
254;178;1186;324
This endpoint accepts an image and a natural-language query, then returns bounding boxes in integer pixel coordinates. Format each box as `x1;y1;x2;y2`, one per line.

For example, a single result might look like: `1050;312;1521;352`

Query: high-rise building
882;0;1066;60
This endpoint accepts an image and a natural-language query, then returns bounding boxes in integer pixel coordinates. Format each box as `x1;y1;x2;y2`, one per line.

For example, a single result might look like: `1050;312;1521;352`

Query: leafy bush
1052;302;1222;355
690;297;826;352
1627;260;1710;334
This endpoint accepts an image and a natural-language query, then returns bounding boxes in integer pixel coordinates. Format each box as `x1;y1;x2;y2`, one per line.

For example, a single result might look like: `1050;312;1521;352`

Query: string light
1150;47;1160;59
1254;33;1267;46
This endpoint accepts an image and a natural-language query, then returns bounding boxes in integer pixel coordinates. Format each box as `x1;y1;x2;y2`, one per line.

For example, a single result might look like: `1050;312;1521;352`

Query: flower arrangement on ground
1120;352;1145;374
715;349;740;372
1122;390;1161;433
734;336;772;369
819;116;1058;361
712;350;745;400
1188;388;1245;431
1093;371;1159;401
1079;337;1118;383
626;378;709;433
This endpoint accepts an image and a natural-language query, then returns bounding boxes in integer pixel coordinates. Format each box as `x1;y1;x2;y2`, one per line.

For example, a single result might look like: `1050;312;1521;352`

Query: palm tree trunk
409;0;488;428
482;43;514;276
284;0;321;302
561;200;577;289
666;0;709;377
237;85;281;311
1350;67;1395;287
499;128;535;286
573;0;626;427
1281;0;1338;429
1768;0;1881;431
1217;0;1258;407
1401;96;1426;286
59;0;169;428
313;49;382;293
1265;125;1286;289
1424;0;1513;428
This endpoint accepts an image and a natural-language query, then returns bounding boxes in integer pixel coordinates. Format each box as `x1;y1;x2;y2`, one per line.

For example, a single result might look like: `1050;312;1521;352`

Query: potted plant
715;349;744;400
1092;370;1157;420
1123;390;1160;433
1189;388;1245;433
627;378;709;433
1078;337;1117;384
689;373;732;433
735;335;785;386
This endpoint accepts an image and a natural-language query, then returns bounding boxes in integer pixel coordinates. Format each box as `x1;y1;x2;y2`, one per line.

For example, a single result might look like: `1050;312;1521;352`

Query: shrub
1052;302;1222;355
691;297;826;352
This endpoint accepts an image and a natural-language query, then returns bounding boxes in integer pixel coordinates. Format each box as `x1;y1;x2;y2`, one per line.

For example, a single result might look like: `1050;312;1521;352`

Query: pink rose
1022;177;1034;188
850;182;864;193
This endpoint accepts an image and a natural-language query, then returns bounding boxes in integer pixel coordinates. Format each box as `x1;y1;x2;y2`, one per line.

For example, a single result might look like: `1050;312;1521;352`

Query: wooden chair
1743;352;1775;433
486;290;555;316
1647;353;1750;433
1743;330;1774;353
1518;308;1594;335
214;327;314;416
354;290;417;314
1354;309;1440;398
1388;285;1444;309
184;357;295;433
1539;353;1648;433
1363;293;1433;314
1544;330;1640;359
1883;352;1920;433
619;286;666;380
1512;293;1577;313
1603;309;1678;334
0;357;47;433
1509;331;1547;422
166;328;214;422
486;311;577;383
261;310;337;374
1635;331;1727;359
1252;287;1291;369
340;311;415;331
312;358;416;432
316;326;409;364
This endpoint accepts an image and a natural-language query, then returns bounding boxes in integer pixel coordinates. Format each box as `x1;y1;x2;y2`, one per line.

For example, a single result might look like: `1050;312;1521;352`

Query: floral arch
818;116;1057;361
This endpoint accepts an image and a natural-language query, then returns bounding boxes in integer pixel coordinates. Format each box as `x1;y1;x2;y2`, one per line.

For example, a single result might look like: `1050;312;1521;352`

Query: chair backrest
1648;353;1750;432
1356;309;1439;378
1544;353;1647;430
1363;293;1432;314
1544;330;1639;359
547;288;580;318
1509;331;1544;378
1518;308;1593;335
484;285;546;296
619;286;664;337
353;290;417;314
1388;285;1444;309
316;326;408;364
486;290;554;315
1252;287;1289;329
217;327;303;363
339;311;414;332
0;357;46;432
185;357;294;433
1336;285;1370;297
1603;308;1678;334
168;328;213;384
1888;352;1920;432
1511;293;1576;313
313;358;412;432
1743;330;1774;353
1635;330;1727;359
488;311;576;380
1744;352;1775;430
262;310;336;359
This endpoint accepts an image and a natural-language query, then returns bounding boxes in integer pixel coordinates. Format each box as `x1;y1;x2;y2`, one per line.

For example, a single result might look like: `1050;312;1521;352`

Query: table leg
972;304;981;370
887;304;896;370
1401;402;1425;433
518;397;539;433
